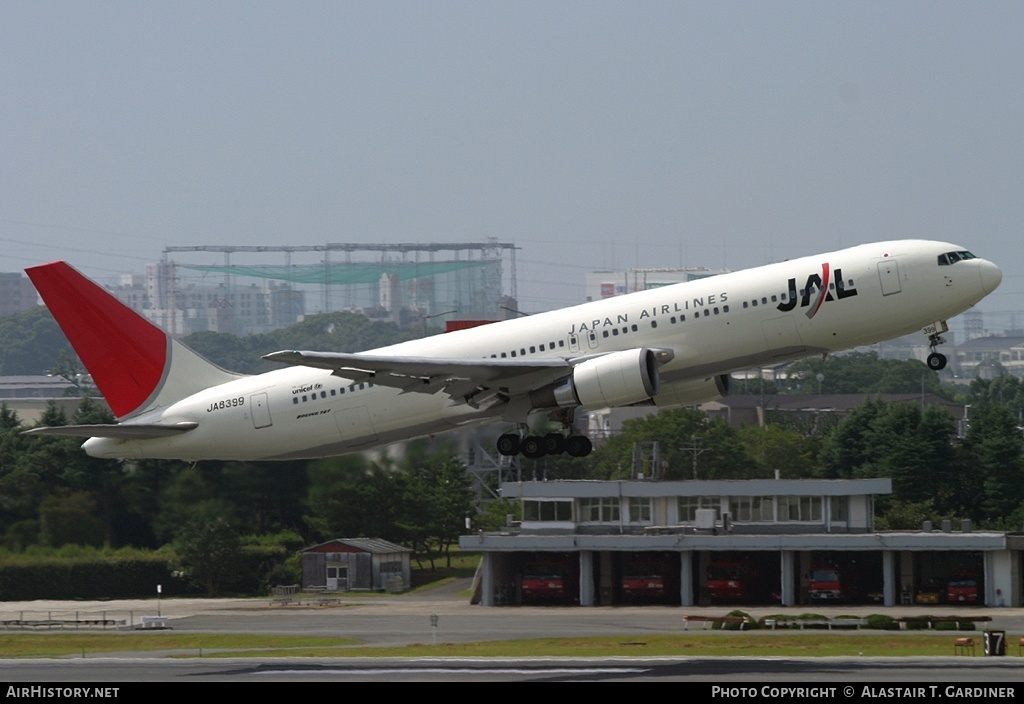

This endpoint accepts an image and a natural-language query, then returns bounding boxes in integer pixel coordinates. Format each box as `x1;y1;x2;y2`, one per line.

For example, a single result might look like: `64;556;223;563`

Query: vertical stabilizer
26;262;242;419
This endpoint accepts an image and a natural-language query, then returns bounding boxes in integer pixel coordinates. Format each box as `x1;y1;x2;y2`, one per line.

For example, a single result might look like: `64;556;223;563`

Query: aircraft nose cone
979;259;1002;294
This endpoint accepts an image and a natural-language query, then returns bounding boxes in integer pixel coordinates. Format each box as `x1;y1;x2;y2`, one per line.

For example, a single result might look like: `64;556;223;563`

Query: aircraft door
250;392;272;429
878;259;902;296
568;334;581;353
587;330;599;349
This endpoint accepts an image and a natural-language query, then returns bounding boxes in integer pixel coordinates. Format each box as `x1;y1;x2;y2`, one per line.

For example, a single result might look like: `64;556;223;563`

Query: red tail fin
26;262;240;419
27;262;168;418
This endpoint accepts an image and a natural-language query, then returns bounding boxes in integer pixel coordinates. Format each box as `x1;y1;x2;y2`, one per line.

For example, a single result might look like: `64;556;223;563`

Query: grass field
0;631;1014;659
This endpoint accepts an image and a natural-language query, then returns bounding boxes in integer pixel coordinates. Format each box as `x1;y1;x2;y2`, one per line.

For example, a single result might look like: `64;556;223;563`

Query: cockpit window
938;250;977;266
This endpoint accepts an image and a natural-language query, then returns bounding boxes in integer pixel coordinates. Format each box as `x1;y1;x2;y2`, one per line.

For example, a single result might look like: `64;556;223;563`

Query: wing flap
262;349;574;403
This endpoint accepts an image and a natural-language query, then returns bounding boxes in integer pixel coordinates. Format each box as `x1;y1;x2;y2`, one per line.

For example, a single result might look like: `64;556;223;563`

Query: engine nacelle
652;374;730;408
532;348;660;411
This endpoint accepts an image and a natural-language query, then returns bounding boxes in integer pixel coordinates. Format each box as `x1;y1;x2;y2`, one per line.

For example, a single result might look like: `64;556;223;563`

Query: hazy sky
2;2;1021;333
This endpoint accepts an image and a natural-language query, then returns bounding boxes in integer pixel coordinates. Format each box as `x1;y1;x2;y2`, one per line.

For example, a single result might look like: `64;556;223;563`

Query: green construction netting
177;260;495;285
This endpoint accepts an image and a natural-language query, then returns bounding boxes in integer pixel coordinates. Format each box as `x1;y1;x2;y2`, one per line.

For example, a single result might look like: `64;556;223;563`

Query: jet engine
651;374;730;408
531;348;659;411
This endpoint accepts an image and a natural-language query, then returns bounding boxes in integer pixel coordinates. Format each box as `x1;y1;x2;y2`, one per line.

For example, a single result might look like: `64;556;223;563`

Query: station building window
777;495;823;522
677;496;719;522
579;497;620;523
627;497;652;524
522;499;573;522
732;496;774;522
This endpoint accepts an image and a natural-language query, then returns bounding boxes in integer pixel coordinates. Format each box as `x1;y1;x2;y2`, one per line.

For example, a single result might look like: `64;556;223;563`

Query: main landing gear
496;430;593;458
925;321;949;371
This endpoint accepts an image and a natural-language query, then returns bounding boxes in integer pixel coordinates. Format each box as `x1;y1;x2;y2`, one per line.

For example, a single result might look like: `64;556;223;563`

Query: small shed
301;538;412;593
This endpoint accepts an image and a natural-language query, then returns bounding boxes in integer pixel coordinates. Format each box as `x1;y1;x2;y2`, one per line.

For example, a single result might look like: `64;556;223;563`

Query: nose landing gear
925;321;949;371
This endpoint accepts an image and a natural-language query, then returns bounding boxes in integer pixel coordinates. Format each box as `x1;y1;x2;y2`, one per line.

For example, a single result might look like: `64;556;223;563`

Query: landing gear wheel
496;433;520;456
927;352;947;371
543;432;567;455
520;436;546;459
565;435;593;458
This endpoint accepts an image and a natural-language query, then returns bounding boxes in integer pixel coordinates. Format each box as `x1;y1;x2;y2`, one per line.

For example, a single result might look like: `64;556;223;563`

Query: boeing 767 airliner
24;240;1001;461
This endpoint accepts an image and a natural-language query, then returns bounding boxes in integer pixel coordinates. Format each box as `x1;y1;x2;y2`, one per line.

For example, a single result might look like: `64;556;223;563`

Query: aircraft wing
23;422;199;440
262;349;575;407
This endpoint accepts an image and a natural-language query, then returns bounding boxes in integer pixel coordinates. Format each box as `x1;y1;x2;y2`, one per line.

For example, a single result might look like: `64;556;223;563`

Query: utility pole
681;435;707;480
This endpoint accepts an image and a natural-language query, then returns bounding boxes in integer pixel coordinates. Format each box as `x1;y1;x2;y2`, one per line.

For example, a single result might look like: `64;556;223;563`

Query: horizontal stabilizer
23;422;199;440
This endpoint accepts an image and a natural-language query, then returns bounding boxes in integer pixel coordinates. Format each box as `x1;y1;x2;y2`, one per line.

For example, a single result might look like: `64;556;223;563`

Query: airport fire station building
461;478;1023;608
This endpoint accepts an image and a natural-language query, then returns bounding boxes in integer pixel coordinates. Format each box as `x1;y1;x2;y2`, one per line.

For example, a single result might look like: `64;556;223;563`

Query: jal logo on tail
777;263;858;318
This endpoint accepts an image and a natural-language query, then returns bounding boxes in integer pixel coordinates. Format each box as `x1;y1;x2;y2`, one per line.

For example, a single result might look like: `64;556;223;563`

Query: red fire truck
808;565;863;604
521;564;566;600
707;560;770;603
946;572;980;604
621;568;666;601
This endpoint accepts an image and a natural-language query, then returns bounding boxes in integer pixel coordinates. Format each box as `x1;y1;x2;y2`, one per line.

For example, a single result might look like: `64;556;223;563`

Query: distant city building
0;376;106;425
101;241;519;336
107;262;305;336
954;335;1024;379
0;273;38;316
585;266;730;302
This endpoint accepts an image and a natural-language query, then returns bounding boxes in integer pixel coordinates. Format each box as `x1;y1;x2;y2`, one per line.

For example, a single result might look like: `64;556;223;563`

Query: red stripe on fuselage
809;262;831;318
26;262;167;418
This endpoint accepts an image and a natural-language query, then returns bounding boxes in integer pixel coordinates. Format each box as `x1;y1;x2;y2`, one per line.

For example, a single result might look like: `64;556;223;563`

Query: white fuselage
82;240;1001;461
